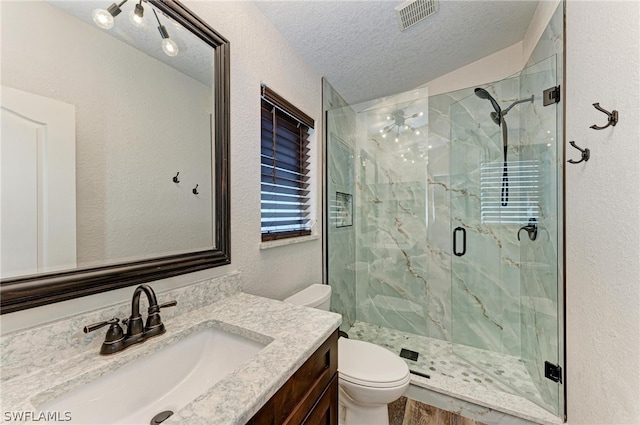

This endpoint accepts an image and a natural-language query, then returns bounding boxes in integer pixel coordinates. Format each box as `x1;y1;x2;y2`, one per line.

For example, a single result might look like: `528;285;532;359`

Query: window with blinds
480;159;540;224
260;85;314;241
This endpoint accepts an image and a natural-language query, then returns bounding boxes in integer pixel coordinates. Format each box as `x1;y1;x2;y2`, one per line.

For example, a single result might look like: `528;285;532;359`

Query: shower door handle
453;227;466;257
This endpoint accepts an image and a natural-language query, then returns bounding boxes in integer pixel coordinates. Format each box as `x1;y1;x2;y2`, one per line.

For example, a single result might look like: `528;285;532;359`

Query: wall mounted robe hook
590;103;618;130
192;184;199;195
172;172;180;183
568;141;590;164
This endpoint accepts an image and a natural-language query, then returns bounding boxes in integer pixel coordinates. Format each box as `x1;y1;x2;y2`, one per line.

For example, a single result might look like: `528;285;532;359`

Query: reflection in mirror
1;0;230;313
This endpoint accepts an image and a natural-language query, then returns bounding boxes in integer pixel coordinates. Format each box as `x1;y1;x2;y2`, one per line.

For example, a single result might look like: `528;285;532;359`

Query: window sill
260;234;320;250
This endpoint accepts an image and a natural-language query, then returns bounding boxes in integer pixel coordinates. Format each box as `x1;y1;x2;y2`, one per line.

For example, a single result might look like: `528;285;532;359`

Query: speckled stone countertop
1;281;341;425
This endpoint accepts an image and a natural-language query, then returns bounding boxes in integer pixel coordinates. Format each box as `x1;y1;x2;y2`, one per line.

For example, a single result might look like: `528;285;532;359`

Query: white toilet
285;284;410;425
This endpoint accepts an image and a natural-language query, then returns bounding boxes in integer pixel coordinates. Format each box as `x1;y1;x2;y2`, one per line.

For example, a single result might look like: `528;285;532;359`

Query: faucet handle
144;300;177;337
158;300;177;309
147;299;177;315
84;317;120;334
84;318;126;355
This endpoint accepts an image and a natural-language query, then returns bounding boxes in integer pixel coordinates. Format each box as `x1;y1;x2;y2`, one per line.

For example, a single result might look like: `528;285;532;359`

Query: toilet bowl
285;284;410;425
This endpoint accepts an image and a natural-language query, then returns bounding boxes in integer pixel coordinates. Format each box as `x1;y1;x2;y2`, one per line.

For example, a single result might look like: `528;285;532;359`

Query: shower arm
502;95;535;116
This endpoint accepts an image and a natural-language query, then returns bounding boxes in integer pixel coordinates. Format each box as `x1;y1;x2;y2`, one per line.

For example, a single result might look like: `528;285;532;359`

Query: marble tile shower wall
332;83;528;352
354;96;434;337
324;79;357;330
425;89;472;343
449;77;524;358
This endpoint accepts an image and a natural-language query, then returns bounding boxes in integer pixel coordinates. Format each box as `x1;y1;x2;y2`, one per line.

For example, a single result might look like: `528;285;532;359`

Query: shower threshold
347;321;562;425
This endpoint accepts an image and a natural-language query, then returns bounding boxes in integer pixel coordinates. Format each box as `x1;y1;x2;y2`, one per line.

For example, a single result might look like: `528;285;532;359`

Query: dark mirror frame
0;0;230;314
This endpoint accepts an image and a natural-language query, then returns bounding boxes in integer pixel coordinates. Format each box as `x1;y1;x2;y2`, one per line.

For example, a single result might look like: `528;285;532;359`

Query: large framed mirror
0;0;230;313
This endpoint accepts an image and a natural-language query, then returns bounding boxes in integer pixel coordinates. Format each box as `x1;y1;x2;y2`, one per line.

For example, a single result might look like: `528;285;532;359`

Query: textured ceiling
254;0;539;104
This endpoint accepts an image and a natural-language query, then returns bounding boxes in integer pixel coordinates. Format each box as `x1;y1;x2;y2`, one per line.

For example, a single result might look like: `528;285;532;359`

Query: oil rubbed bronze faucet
84;284;177;355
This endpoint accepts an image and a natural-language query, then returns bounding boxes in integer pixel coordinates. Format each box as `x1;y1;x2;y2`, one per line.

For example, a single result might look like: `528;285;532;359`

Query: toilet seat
338;338;410;389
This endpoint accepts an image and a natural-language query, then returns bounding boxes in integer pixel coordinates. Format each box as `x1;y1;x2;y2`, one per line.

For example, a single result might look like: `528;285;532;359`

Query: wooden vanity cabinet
248;329;338;425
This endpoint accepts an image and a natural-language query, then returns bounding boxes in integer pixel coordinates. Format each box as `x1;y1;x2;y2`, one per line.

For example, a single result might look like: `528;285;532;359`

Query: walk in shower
324;7;564;422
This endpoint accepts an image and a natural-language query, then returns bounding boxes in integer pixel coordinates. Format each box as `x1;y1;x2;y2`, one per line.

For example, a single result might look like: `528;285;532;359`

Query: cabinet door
302;375;338;425
247;330;338;425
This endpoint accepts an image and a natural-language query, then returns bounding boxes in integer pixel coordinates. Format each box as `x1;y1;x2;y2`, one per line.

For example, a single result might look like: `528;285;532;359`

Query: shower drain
399;348;419;361
150;410;173;425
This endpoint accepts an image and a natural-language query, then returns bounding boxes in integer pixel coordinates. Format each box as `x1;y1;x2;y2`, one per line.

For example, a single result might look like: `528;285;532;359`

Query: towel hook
568;141;590;164
590;103;618;130
172;172;180;183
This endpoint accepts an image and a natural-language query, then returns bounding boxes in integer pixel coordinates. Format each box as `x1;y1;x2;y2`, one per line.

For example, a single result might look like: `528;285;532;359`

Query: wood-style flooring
388;397;487;425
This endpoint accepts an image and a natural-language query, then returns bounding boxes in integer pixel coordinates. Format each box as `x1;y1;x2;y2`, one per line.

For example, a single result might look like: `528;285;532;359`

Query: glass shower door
450;56;562;415
517;55;562;416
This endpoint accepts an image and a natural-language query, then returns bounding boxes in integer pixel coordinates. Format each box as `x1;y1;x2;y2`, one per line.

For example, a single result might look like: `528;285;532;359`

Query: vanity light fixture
92;0;128;30
153;9;179;57
129;0;145;27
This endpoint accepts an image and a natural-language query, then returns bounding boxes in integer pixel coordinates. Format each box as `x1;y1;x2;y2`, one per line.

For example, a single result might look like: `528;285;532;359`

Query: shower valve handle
517;218;538;242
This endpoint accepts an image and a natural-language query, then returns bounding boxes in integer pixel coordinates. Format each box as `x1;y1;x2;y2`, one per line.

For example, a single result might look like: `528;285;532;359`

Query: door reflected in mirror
1;0;215;279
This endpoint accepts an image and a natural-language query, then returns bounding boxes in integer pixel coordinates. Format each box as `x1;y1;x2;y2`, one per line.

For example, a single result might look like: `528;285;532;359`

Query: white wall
185;1;323;300
1;0;323;333
565;1;640;424
424;42;523;96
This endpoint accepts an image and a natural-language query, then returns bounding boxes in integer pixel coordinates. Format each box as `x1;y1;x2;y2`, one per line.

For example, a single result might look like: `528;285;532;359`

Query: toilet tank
284;284;331;311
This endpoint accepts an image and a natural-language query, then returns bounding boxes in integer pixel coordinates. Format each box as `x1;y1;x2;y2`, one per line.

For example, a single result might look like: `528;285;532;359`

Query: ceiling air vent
395;0;439;31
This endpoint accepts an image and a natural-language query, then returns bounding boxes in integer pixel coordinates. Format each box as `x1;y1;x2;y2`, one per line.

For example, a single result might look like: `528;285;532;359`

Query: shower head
473;87;492;100
490;111;501;126
474;89;534;209
474;88;502;126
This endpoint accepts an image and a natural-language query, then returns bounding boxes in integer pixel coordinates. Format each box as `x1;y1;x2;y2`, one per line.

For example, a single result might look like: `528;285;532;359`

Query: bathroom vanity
0;274;342;425
248;330;338;425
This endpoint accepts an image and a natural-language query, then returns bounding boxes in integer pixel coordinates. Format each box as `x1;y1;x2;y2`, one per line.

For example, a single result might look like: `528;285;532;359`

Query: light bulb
130;10;144;26
162;38;179;56
92;8;114;29
382;134;386;138
129;4;144;27
415;130;420;135
394;137;399;143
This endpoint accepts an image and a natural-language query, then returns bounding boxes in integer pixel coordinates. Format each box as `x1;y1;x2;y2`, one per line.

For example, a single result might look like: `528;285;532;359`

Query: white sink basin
39;327;267;424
